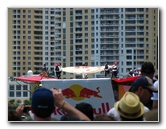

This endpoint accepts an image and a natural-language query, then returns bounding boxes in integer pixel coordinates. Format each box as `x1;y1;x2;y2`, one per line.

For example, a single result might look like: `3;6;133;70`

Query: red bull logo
60;84;102;101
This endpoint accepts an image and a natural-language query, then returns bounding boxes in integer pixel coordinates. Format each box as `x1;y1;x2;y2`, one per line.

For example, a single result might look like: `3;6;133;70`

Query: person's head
31;88;55;120
114;61;118;65
60;114;81;121
8;110;22;121
94;114;116;121
75;102;94;121
129;76;158;105
141;62;155;79
114;92;144;121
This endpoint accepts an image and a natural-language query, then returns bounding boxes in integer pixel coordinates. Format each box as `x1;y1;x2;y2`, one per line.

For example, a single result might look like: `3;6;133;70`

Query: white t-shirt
107;106;149;121
151;80;158;100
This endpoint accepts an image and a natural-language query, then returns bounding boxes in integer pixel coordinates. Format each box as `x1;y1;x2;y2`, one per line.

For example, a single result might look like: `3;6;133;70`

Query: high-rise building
8;8;159;79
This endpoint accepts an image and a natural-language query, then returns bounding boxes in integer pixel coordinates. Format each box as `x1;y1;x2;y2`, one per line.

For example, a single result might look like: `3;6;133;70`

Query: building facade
8;8;159;79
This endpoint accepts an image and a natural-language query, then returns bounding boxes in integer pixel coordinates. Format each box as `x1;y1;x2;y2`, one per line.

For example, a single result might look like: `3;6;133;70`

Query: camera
23;106;30;113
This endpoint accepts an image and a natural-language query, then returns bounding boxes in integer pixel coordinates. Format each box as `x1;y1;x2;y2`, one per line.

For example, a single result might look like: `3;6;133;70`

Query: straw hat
114;92;144;119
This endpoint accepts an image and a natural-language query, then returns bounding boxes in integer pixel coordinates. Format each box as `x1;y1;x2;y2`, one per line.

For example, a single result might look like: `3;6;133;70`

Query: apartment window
28;10;31;14
85;27;88;31
23;92;28;97
16;92;21;97
9;85;15;90
28;57;31;60
146;20;148;24
85;21;88;25
23;85;28;90
85;50;88;54
146;32;148;36
28;21;31;24
146;26;148;30
126;62;132;65
16;85;21;90
85;16;88;19
28;46;31;50
9;92;14;97
146;8;149;12
28;15;31;18
85;10;88;14
146;14;148;18
85;39;88;43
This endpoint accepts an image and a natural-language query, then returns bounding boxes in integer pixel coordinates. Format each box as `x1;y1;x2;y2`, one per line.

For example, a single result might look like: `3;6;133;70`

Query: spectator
141;61;155;80
8;110;22;121
75;102;94;121
151;80;159;109
94;114;116;121
111;61;118;78
128;69;134;77
129;76;158;109
104;61;110;78
42;63;48;77
144;109;158;121
109;92;144;121
55;63;61;79
51;88;90;121
14;88;90;121
60;114;81;121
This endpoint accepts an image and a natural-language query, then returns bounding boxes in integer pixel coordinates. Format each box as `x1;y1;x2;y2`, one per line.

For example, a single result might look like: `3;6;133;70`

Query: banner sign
41;78;115;120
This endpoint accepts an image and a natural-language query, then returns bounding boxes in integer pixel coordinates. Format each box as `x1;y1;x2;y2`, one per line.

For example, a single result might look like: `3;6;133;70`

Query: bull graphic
62;88;77;98
79;87;102;98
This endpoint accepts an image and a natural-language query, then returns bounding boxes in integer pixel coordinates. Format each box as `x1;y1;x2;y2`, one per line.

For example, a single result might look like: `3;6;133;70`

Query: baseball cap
130;76;158;93
32;88;55;109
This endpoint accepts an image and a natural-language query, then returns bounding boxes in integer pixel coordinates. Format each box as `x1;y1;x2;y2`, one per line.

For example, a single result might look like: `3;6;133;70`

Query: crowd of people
104;61;118;78
8;61;158;122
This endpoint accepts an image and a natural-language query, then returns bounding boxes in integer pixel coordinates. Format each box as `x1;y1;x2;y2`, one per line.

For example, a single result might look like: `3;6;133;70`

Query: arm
51;88;90;121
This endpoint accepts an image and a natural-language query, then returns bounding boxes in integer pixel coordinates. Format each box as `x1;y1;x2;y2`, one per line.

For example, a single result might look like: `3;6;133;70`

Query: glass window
23;92;28;97
16;85;21;90
16;92;21;97
9;92;14;97
9;85;15;90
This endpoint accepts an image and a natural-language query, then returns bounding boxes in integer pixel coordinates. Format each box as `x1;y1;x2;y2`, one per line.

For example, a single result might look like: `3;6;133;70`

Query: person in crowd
111;61;118;78
55;63;62;79
8;110;22;121
93;114;116;121
104;61;110;78
108;76;158;121
15;88;90;121
144;109;158;121
108;92;145;121
128;69;134;77
75;102;94;121
42;63;48;77
141;61;155;81
129;76;158;109
151;80;159;109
